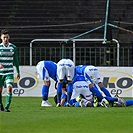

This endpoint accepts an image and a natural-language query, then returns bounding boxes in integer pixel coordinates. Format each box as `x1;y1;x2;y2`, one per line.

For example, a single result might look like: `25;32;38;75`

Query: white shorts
36;61;50;81
84;65;102;85
57;59;75;81
71;81;93;101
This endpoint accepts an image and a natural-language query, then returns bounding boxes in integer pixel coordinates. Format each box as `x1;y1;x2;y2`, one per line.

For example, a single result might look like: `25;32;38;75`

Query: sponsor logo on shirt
76;85;88;88
60;64;72;67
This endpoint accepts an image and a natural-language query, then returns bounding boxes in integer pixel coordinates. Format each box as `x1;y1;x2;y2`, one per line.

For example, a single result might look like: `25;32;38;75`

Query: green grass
0;97;133;133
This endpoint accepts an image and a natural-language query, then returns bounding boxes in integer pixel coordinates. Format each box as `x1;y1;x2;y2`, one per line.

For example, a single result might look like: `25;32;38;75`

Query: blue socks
100;87;112;97
105;96;118;104
67;83;73;103
125;100;133;106
90;87;103;101
42;85;49;101
57;82;62;103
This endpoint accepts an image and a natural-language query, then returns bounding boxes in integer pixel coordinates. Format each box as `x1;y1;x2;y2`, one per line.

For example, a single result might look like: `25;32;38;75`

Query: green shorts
0;74;14;87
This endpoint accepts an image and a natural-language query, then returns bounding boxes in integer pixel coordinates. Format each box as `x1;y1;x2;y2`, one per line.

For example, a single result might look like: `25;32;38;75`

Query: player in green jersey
0;29;20;112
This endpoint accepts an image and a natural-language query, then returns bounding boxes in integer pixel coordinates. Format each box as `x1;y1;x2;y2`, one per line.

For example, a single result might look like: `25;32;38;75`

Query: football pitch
0;97;133;133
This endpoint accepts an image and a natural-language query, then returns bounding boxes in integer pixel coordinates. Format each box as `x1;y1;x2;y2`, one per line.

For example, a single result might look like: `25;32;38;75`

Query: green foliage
0;97;133;133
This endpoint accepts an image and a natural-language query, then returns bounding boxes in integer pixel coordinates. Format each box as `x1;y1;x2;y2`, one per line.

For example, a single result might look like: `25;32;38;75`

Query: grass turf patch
0;97;133;133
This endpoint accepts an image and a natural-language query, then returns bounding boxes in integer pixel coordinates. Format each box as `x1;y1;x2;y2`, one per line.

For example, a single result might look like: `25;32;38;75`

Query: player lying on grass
54;64;132;107
54;74;108;107
70;74;133;107
55;73;129;107
36;60;57;106
54;64;111;107
75;94;133;107
70;74;109;107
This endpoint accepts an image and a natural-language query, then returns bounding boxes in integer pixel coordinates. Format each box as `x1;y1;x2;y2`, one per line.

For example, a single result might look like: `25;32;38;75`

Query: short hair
1;29;9;35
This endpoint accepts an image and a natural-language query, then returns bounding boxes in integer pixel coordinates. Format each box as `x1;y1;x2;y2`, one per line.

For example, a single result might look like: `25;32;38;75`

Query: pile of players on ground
36;59;133;108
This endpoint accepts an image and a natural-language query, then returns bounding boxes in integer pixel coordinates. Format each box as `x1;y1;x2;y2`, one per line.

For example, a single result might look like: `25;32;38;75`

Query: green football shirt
0;43;20;75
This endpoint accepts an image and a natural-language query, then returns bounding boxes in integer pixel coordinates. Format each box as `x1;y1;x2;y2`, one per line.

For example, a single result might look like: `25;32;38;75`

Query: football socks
5;93;12;109
57;82;62;103
100;86;112;97
125;100;133;106
42;85;49;101
67;83;73;103
90;87;103;101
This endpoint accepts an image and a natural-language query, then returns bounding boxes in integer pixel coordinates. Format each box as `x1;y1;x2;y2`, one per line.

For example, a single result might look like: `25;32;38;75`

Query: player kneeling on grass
70;74;110;107
72;82;129;107
69;74;129;108
55;74;110;107
75;65;111;107
75;65;131;107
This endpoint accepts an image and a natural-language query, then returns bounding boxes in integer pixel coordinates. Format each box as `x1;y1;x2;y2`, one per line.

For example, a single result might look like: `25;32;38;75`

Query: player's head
1;29;9;35
1;29;10;45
